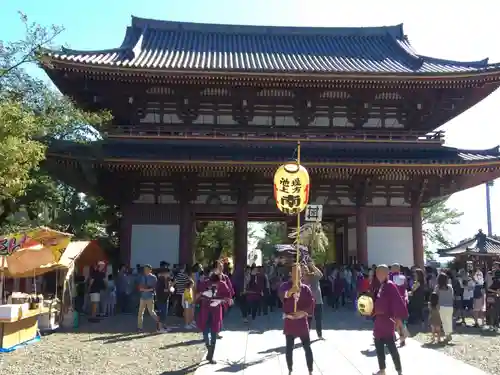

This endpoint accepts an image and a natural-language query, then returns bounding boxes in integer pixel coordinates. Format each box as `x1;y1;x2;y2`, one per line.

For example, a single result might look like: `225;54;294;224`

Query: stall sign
0;233;28;256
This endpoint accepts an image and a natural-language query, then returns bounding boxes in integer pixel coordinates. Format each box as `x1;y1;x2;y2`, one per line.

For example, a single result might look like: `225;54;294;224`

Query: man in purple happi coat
212;260;234;338
279;266;315;375
196;272;232;364
373;264;408;375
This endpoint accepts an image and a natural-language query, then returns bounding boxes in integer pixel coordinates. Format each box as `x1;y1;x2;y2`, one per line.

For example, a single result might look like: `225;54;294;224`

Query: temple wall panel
367;227;413;267
121;203;180;266
366;206;413;267
337;197;355;206
389;197;410;207
366;197;388;206
367;209;412;227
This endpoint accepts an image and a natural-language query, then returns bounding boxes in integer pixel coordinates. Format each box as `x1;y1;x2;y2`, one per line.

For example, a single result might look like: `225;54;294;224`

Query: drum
357;295;374;316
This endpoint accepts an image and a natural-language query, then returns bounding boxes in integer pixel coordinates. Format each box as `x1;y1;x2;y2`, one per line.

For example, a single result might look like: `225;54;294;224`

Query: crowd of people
73;258;500;375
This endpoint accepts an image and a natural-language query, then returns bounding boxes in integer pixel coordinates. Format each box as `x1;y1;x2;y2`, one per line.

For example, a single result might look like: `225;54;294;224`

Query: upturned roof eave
437;249;499;256
39;55;500;82
40;16;500;79
438;235;500;256
45;139;500;162
44;151;500;170
437;239;476;254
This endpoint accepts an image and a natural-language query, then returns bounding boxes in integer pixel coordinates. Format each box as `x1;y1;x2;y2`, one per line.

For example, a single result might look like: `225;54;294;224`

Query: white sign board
305;205;323;222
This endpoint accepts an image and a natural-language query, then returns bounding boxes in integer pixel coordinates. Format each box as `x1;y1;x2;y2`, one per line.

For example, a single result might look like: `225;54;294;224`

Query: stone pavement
194;308;490;375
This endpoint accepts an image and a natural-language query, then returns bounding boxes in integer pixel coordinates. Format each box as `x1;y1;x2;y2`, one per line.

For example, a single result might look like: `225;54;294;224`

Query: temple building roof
438;230;500;256
42;16;500;76
47;139;500;166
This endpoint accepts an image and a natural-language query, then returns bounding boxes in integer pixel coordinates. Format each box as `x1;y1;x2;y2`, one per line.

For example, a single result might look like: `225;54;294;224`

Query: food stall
0;301;43;350
0;228;74;352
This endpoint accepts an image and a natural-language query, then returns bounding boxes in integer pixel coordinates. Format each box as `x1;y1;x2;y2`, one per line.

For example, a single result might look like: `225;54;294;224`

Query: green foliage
194;221;234;263
0;12;62;80
0;12;113;241
422;198;463;260
0;99;45;199
256;222;287;260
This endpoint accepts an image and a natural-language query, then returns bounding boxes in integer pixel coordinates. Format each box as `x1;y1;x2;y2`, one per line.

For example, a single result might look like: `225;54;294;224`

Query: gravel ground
0;314;206;375
411;320;500;374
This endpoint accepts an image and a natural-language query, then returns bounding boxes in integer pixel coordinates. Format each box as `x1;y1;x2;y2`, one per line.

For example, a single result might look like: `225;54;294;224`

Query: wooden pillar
234;188;248;287
328;222;336;263
412;203;424;268
335;232;343;265
356;206;368;265
342;217;349;265
179;196;194;266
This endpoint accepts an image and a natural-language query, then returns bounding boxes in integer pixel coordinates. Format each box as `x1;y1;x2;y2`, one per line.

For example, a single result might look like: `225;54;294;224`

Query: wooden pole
294;141;301;312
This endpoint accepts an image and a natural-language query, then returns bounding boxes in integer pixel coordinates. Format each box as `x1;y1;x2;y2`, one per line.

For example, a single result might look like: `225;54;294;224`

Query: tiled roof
47;140;500;165
44;16;500;75
438;232;500;256
457;150;500;161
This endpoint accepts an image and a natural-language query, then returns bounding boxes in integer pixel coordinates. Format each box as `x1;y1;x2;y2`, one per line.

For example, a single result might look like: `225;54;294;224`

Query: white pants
440;306;454;335
90;293;101;303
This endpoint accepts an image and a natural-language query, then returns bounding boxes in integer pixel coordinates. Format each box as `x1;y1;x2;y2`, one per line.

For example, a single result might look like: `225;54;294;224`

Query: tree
194;221;234;263
256;222;287;260
422;198;463;260
0;13;111;235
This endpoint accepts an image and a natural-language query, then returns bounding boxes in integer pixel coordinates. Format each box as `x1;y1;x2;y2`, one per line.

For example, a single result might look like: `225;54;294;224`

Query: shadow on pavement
70;314;184;334
67;303;371;348
258;338;321;355
222;305;372;332
160;338;205;350
159;362;200;375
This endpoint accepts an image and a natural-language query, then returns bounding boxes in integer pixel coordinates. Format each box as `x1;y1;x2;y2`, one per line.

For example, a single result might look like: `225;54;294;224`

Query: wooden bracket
350;176;372;205
405;178;429;206
173;172;198;203
230;173;255;203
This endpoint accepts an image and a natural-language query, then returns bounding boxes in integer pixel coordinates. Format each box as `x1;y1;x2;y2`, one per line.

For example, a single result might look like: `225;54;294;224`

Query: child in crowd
429;292;442;343
105;274;116;316
183;279;195;329
358;272;370;296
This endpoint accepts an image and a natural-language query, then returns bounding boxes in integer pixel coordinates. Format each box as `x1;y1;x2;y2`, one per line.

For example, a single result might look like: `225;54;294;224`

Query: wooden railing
104;125;445;144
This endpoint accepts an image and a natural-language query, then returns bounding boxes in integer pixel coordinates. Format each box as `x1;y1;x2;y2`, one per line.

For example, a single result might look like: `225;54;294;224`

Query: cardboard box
0;304;22;321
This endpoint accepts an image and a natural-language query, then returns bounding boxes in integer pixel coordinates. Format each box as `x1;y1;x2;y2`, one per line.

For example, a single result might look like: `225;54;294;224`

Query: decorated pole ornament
273;141;310;311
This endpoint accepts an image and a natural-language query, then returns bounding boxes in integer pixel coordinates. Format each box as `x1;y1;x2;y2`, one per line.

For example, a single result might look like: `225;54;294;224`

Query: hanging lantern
273;163;310;215
357;294;374;316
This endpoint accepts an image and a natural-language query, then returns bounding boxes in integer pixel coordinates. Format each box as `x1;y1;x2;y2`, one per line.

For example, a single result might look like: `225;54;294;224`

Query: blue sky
2;0;500;246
